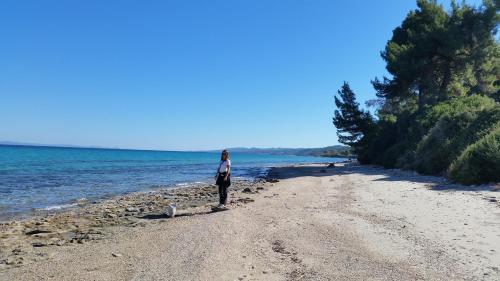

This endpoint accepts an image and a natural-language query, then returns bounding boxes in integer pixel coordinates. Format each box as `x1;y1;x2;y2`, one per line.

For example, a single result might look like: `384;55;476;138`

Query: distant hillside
0;141;113;150
212;146;354;158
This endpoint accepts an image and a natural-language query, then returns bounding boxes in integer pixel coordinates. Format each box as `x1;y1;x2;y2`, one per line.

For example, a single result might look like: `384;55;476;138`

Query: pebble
32;242;47;247
112;253;122;257
0;180;258;268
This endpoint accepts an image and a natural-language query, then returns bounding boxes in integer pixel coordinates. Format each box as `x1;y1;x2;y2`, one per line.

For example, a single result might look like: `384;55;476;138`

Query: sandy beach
1;163;499;281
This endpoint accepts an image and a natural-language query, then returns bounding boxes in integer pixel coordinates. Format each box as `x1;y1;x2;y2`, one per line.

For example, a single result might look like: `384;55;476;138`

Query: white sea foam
42;203;78;211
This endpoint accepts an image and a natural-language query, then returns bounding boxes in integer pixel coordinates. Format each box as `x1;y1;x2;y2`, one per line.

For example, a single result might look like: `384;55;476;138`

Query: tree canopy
333;0;499;184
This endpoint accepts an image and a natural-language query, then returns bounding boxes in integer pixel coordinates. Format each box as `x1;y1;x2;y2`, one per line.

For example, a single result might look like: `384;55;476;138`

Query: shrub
412;97;499;175
448;125;500;185
381;141;412;169
417;95;496;132
396;149;416;170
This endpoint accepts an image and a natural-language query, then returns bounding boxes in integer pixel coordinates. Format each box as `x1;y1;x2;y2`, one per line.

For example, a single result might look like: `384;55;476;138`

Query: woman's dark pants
217;172;230;205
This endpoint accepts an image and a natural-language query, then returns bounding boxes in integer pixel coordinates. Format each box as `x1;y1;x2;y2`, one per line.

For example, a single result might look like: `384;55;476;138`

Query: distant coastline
205;145;355;158
0;142;353;158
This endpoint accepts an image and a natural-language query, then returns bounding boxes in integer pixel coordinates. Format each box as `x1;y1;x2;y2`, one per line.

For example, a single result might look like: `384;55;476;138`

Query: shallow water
0;145;341;219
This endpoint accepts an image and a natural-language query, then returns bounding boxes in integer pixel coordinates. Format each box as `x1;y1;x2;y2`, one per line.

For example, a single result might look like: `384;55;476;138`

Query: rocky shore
1;163;499;280
0;179;270;270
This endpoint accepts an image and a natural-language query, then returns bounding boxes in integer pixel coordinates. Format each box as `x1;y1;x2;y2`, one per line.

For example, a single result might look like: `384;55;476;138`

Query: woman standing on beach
215;150;231;209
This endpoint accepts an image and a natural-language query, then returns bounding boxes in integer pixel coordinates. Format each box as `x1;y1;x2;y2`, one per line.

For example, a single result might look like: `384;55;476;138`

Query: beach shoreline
1;162;499;280
0;178;267;269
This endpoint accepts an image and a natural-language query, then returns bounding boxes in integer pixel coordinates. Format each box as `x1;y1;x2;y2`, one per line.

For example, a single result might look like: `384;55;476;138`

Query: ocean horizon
0;144;341;220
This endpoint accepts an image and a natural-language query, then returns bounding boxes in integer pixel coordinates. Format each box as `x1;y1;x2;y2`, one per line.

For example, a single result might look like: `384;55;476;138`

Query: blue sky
0;0;483;150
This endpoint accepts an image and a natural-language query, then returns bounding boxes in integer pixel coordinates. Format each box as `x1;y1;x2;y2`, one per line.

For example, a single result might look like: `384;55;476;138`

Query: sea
0;145;342;220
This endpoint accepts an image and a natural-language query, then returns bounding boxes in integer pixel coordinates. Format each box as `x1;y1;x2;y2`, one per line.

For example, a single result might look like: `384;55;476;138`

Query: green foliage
411;95;498;175
448;125;500;184
332;82;374;148
417;95;496;132
376;0;500;109
413;101;498;175
332;1;500;184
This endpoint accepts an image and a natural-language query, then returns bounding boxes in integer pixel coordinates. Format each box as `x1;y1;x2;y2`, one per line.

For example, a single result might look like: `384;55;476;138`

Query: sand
1;163;499;280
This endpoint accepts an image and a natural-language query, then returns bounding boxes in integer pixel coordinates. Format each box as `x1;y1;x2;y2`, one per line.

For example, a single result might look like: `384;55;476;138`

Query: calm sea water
0;145;341;219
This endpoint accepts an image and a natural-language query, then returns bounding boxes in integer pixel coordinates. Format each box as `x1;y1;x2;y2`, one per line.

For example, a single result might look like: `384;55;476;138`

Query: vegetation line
333;0;499;185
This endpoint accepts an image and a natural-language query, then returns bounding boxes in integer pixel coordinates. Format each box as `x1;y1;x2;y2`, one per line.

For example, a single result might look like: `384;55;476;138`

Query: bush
412;97;499;175
381;141;412;169
396;149;416;170
417;95;496;132
448;126;500;185
356;116;398;165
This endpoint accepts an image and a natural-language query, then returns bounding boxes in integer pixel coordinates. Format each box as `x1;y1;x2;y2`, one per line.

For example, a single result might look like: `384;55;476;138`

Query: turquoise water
0;145;341;219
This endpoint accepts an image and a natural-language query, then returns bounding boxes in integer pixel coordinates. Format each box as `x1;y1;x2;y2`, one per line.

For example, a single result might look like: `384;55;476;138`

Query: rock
237;198;255;203
266;178;279;183
256;187;264;190
25;228;52;235
32;242;47;247
126;207;139;212
327;163;336;168
107;213;118;218
112;253;122;257
33;232;54;239
262;270;269;274
242;187;253;193
12;248;22;255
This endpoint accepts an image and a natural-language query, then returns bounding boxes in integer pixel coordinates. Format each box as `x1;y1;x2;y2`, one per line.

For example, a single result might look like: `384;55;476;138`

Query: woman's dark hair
220;149;229;161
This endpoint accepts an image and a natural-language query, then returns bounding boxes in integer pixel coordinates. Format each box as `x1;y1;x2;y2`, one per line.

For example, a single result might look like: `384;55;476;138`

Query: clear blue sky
0;0;482;151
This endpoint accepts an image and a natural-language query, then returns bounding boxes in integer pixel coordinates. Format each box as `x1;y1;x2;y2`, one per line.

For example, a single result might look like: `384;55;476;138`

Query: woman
215;150;231;209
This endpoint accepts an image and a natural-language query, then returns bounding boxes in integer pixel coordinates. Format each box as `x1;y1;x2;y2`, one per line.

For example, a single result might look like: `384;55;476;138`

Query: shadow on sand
267;163;494;192
139;208;228;220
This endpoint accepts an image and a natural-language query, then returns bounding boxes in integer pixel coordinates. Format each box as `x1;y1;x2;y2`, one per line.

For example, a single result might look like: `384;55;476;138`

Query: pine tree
333;82;373;147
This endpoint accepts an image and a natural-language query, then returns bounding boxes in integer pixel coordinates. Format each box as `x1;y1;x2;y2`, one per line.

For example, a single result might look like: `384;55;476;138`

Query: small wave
231;176;249;180
42;203;78;211
175;183;189;187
